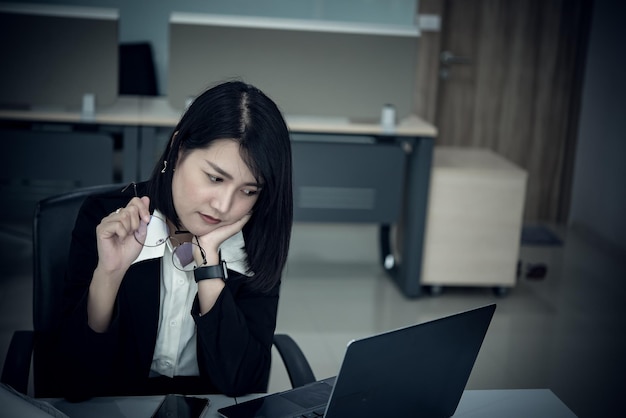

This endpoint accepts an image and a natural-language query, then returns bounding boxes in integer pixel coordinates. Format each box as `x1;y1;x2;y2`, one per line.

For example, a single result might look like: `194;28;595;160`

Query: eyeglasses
134;214;207;272
124;183;207;272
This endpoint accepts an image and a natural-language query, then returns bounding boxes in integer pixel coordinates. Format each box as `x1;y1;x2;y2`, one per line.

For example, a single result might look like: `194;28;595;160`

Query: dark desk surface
32;389;576;418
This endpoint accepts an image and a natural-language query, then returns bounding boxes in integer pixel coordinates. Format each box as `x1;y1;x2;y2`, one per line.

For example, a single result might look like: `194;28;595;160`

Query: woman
59;81;293;399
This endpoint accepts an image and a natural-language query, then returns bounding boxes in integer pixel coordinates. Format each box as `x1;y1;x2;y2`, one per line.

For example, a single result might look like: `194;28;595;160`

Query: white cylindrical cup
81;93;96;119
381;104;396;133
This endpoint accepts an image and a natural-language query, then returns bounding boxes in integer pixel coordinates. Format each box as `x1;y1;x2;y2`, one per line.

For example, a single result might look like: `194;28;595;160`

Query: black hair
147;81;293;292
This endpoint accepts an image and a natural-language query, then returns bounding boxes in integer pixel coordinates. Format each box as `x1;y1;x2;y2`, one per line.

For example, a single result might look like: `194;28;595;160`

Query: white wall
569;0;626;253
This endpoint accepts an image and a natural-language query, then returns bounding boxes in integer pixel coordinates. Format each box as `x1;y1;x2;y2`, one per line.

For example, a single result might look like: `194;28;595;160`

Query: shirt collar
131;209;252;276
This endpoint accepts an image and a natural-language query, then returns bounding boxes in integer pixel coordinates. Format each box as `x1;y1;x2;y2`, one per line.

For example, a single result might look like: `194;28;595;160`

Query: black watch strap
194;260;228;282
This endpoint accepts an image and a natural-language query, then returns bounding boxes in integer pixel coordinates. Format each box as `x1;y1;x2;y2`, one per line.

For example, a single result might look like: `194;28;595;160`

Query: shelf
170;12;419;37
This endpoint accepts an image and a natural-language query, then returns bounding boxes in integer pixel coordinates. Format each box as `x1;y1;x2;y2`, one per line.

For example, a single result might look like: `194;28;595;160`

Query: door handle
440;50;471;65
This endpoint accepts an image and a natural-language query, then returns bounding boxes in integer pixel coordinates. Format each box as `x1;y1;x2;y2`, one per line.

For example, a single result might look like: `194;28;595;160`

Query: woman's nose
211;191;233;214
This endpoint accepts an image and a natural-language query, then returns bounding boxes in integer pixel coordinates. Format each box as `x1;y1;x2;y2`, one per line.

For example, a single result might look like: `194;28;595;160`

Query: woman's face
171;138;261;236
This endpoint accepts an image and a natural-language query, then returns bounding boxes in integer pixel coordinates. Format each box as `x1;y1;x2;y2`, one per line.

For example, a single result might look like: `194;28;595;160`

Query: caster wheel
429;285;443;296
383;254;395;271
493;286;510;297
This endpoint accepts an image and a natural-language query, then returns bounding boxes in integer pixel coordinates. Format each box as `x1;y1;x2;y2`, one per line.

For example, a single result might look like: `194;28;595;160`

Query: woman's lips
200;213;221;225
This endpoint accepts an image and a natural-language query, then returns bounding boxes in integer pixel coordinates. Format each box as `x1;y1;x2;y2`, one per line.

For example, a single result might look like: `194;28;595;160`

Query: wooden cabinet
420;147;527;291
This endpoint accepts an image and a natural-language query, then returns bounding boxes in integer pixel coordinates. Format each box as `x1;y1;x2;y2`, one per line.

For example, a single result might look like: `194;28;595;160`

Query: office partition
0;2;119;109
168;13;419;119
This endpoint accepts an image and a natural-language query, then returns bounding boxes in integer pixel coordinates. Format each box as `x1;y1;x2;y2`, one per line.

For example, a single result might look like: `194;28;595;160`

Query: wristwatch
194;260;228;282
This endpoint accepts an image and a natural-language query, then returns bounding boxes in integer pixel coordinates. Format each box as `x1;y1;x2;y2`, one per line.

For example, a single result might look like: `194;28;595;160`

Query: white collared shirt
132;210;252;378
150;241;198;377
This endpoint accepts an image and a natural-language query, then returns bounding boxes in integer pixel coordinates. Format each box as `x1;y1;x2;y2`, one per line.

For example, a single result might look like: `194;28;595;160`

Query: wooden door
415;0;592;222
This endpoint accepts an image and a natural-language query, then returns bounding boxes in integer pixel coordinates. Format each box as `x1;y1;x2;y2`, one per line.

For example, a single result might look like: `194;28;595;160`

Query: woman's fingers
106;196;150;230
137;196;151;223
97;196;153;252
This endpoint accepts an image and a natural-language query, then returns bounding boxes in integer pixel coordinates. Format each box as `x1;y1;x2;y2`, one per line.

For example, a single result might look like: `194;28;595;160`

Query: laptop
219;304;496;418
0;383;69;418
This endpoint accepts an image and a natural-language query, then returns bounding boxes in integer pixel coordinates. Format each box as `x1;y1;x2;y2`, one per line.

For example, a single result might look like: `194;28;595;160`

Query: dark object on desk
152;394;209;418
219;304;496;418
521;225;563;246
1;184;315;397
119;42;158;96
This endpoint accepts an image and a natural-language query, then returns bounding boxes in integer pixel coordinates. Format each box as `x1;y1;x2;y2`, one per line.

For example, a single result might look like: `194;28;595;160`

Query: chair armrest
273;333;316;388
1;330;34;395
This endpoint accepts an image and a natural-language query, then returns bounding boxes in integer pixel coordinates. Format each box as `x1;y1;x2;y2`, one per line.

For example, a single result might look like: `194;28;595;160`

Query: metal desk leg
122;126;139;183
393;136;434;297
139;126;155;181
379;224;393;268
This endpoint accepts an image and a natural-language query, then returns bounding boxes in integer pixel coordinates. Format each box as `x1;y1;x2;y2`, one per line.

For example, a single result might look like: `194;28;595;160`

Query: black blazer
58;183;279;399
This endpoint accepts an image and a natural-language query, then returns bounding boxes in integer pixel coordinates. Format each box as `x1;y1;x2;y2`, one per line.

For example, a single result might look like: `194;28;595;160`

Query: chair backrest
33;184;123;332
32;184;122;396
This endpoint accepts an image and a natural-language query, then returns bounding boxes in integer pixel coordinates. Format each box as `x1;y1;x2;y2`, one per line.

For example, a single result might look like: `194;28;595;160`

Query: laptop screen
219;304;496;418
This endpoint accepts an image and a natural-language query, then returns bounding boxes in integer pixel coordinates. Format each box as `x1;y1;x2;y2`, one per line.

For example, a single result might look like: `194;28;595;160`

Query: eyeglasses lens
134;215;168;247
173;242;196;271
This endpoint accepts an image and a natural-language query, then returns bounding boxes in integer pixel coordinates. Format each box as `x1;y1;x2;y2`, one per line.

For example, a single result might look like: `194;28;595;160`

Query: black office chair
1;184;315;397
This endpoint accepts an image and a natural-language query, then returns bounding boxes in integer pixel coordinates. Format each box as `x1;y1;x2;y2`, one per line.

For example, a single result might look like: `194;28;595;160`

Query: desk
1;97;437;297
41;389;575;417
0;97;142;184
136;97;437;297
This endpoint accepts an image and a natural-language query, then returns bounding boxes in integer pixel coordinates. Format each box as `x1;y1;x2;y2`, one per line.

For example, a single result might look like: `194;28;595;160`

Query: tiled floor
1;221;624;417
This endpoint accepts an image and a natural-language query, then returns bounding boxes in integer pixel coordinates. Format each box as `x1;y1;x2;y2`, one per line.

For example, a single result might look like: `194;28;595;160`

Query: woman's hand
194;213;252;266
193;213;252;315
95;196;152;277
88;196;151;332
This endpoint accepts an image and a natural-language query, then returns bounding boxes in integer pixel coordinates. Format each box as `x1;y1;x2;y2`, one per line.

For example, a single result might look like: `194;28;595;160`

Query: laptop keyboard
294;406;326;417
276;380;333;418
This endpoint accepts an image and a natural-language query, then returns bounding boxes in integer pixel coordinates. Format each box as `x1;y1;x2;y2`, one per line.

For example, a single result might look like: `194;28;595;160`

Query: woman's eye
208;174;222;183
243;189;258;196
